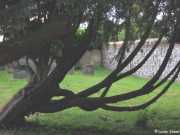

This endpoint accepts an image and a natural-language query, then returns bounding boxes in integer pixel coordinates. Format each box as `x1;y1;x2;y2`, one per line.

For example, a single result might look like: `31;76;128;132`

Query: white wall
103;39;180;80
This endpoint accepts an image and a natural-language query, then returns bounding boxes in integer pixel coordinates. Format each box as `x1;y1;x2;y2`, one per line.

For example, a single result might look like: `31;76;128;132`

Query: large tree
0;0;179;126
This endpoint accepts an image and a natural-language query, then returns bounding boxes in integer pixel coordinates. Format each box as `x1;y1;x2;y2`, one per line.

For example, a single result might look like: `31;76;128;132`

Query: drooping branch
37;54;180;113
1;0;180;126
85;60;180;104
76;2;160;98
83;34;177;105
101;65;180;112
36;1;180;114
100;30;166;97
116;14;131;65
115;32;165;80
35;60;180;113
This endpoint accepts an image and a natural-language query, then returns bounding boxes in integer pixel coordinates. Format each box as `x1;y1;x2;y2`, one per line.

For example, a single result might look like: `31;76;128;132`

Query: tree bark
0;78;57;126
0;45;86;126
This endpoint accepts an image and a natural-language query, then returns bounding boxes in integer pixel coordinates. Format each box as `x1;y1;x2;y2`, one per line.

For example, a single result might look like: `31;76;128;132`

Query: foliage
0;0;180;126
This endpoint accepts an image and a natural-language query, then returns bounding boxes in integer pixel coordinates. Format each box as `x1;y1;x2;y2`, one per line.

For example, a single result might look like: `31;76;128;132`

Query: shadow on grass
0;120;154;135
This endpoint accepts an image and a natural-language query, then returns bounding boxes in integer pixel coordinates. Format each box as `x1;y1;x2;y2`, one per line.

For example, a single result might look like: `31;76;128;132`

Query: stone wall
79;49;102;67
103;39;180;80
2;39;180;80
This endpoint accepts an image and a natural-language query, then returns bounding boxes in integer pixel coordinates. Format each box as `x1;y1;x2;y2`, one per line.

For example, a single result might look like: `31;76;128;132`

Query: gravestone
91;49;102;67
79;51;92;66
0;66;5;70
79;49;102;68
82;64;95;75
19;58;37;73
13;70;30;79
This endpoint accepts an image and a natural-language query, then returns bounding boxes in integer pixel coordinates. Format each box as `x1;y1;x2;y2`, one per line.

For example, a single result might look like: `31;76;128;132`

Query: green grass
0;68;180;135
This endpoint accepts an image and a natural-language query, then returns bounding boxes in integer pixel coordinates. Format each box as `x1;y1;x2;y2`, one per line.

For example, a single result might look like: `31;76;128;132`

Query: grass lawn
0;68;180;135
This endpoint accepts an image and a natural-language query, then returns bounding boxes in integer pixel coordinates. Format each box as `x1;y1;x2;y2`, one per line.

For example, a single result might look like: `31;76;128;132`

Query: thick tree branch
101;66;180;112
77;3;160;98
0;20;71;66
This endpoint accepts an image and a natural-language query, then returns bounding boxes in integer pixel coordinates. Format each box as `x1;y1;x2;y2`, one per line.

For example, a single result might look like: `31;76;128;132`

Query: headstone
18;58;26;65
82;64;95;75
79;49;102;68
6;65;15;73
91;49;102;67
19;58;37;73
13;70;30;79
0;66;5;70
79;51;92;67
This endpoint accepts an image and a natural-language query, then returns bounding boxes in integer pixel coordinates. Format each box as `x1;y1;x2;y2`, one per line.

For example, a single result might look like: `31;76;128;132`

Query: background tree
0;0;179;126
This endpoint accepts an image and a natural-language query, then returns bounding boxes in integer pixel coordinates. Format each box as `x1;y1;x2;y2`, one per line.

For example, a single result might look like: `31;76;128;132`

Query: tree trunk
0;56;78;126
0;75;58;126
0;39;88;126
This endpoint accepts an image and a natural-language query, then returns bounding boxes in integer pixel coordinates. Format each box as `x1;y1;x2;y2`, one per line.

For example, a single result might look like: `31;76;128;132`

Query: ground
0;68;180;135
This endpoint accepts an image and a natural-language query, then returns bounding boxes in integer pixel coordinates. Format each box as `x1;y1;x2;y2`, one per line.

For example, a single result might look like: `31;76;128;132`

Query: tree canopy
0;0;180;126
